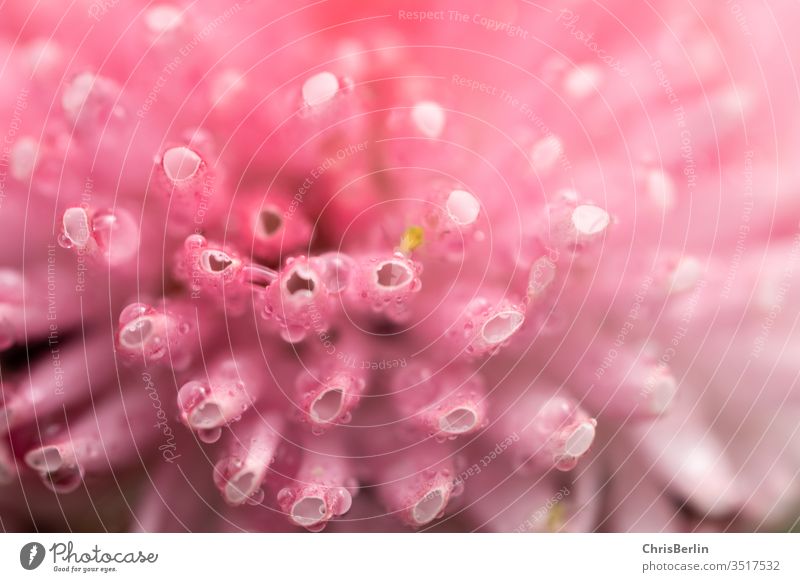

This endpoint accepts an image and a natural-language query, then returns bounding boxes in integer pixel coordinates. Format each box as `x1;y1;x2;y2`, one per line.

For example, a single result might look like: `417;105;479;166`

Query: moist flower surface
1;0;799;533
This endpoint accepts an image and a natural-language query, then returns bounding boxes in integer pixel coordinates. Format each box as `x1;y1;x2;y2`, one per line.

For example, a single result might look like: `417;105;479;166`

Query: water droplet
333;487;353;514
177;381;210;411
281;326;307;343
119;316;155;349
119;302;151;324
246;488;265;505
277;487;294;505
56;233;73;249
184;233;207;250
92;208;139;265
197;427;222;444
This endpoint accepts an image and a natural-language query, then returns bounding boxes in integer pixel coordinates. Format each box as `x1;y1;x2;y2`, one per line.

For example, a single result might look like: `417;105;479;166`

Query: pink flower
1;0;799;533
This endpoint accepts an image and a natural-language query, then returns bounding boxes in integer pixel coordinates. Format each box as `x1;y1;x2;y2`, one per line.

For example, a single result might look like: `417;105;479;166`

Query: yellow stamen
546;501;567;532
399;225;424;254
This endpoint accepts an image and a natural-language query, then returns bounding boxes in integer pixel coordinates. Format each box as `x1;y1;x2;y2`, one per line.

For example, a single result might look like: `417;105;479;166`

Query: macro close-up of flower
1;0;799;536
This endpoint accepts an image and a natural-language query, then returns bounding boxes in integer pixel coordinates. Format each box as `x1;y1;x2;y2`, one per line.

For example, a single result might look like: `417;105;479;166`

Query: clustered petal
1;0;799;533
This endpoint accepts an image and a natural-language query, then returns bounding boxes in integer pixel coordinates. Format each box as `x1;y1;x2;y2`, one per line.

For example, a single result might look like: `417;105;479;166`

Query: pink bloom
1;0;799;533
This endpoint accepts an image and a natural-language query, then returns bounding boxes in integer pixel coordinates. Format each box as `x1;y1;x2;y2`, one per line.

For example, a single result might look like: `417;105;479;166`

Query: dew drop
277;487;295;505
333;487;353;515
92;208;138;265
246;488;265;505
197;427;222;444
302;71;339;107
281;326;307;343
177;380;211;412
119;303;151;325
57;233;73;249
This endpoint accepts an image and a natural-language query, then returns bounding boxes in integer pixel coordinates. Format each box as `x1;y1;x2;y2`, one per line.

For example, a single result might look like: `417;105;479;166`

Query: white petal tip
412;487;447;525
530;135;563;172
647;373;677;415
190;401;225;429
162;146;201;182
291;496;327;527
564;421;596;457
225;471;258;505
25;446;64;473
571;204;610;236
303;72;339;107
438;407;478;434
310;388;344;424
411;101;446;138
481;310;525;345
445;189;480;226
